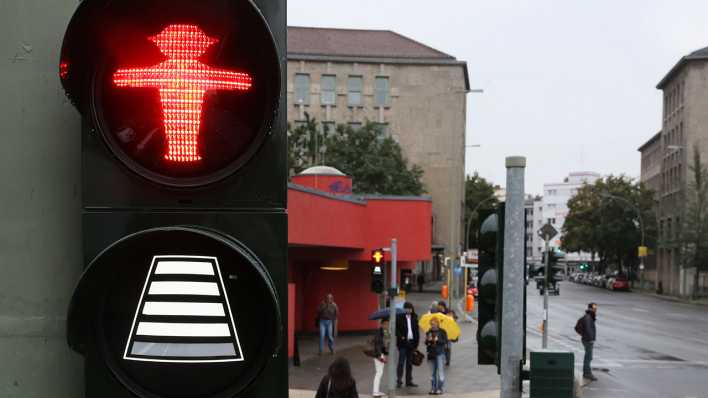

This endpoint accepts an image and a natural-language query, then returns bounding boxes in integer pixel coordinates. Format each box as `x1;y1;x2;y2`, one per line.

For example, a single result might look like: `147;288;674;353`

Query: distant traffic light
371;249;385;293
477;207;504;370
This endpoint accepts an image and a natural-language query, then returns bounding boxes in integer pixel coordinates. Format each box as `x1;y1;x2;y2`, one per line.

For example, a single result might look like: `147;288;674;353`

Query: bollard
441;284;449;299
466;294;474;312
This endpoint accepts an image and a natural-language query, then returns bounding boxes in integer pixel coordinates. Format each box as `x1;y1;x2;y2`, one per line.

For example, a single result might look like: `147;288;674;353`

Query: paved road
525;281;708;398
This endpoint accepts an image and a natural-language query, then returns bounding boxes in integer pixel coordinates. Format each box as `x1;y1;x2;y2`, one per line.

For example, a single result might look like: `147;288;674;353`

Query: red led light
113;24;252;162
59;61;69;80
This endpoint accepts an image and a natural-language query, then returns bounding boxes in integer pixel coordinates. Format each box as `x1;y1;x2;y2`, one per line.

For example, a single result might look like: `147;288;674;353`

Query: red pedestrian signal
113;24;253;163
59;1;280;186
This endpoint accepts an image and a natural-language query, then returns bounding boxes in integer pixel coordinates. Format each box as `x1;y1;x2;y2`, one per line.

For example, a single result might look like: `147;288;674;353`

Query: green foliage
287;116;426;195
562;175;656;274
463;173;498;249
678;147;708;299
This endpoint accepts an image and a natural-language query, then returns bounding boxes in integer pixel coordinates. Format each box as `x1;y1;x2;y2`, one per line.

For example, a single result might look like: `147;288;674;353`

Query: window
348;122;362;130
547;189;557;195
375;76;390;106
294;73;310;105
547;218;556;224
320;75;336;105
375;123;389;137
347;76;363;106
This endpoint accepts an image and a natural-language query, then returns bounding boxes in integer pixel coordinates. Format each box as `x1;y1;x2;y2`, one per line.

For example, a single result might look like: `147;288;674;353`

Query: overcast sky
288;1;708;194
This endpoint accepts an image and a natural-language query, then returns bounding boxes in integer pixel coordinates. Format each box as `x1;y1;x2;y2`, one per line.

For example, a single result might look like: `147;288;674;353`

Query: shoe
406;382;418;387
396;382;403;388
584;374;598;381
436;389;443;394
428;390;436;395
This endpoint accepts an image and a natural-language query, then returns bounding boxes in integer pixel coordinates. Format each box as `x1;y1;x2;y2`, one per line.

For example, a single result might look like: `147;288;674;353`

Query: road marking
632;307;649;313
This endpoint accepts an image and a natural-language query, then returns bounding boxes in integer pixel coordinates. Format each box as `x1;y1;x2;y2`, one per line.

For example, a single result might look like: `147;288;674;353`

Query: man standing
396;302;419;388
576;302;598;381
317;293;338;355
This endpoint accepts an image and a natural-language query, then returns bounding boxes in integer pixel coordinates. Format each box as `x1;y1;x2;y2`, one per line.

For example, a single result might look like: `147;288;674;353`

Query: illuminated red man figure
114;24;252;162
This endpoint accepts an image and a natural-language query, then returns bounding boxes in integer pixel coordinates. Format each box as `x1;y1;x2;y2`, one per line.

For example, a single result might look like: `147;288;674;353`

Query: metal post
387;239;398;398
542;240;549;349
501;156;526;398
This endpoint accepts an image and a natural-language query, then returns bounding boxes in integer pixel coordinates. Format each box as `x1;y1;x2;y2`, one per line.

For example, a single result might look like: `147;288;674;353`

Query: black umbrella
369;307;404;320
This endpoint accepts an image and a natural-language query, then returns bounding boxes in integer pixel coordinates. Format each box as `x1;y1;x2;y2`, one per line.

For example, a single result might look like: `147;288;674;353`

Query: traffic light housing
60;1;287;397
371;249;385;293
477;206;504;369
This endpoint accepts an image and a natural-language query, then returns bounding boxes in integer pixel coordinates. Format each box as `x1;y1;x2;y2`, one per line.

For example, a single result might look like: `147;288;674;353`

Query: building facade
638;131;662;286
286;26;470;259
644;46;708;296
531;172;602;264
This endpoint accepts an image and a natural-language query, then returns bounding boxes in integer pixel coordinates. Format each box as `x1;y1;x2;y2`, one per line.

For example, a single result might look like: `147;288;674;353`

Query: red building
287;166;432;357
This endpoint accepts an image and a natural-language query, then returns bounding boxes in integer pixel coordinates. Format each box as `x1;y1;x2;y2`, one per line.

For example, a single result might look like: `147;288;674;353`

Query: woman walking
425;318;448;395
315;357;359;398
372;318;389;397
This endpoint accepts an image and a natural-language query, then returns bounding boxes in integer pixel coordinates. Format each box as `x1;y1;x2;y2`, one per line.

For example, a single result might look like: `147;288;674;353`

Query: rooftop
637;131;662;152
657;45;708;89
287;26;456;61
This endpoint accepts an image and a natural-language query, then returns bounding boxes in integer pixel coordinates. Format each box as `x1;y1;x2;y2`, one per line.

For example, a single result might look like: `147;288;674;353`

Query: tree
463;173;498;249
678;147;708;299
287;118;426;195
562;175;656;276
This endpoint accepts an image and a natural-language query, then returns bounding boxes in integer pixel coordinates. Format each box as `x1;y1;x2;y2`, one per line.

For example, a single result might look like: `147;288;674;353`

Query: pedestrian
315;357;359;398
317;293;339;355
425;318;448;395
417;273;425;292
575;302;598;381
372;318;390;397
428;301;439;314
436;301;456;366
395;302;419;388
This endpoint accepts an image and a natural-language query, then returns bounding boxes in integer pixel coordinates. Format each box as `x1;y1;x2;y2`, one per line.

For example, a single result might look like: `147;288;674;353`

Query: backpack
574;316;585;335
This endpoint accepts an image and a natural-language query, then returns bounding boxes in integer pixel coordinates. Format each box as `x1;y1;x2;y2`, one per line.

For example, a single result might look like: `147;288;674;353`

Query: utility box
530;350;575;398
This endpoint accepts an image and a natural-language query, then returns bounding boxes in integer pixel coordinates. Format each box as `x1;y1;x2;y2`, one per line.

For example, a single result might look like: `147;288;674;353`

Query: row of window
293;74;390;107
659;216;680;241
291;120;389;135
664;80;685;118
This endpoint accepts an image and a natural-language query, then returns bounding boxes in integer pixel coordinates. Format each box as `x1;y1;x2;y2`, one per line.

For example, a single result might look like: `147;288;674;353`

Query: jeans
429;354;445;391
373;358;385;395
583;341;594;376
397;343;414;384
319;319;334;353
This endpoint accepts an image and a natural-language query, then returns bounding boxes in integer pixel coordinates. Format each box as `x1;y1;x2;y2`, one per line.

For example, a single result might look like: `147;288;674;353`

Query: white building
531;172;602;264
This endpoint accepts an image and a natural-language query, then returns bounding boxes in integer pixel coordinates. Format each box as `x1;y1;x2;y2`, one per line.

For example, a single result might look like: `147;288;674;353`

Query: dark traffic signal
60;1;287;397
477;206;505;369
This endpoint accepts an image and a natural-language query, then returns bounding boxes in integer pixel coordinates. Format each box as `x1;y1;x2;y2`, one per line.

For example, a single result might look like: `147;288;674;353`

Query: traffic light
371;249;385;293
477;206;505;369
60;1;287;397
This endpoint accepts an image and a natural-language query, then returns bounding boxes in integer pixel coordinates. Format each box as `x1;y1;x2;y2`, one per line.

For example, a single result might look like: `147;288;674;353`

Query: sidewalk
288;389;499;398
289;290;500;395
632;287;708;306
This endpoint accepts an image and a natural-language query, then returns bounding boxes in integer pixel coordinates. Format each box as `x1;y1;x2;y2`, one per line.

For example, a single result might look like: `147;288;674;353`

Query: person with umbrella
371;318;389;397
425;318;448;395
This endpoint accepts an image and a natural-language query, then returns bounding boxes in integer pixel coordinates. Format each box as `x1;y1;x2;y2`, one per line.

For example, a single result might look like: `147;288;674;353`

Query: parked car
610;275;630;291
605;276;616;289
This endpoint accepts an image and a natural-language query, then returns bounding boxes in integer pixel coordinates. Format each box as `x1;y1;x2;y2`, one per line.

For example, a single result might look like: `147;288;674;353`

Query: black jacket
396;313;420;347
580;310;596;342
373;327;388;357
315;375;359;398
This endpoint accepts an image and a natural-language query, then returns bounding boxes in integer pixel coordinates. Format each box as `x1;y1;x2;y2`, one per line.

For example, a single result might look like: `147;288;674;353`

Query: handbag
411;349;425;366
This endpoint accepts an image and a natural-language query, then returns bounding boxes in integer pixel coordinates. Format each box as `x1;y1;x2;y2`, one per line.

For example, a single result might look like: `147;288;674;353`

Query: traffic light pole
387;239;398;398
501;157;526;398
542;239;550;349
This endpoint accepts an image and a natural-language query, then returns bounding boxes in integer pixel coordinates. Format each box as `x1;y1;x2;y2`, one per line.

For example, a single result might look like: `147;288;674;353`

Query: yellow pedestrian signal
638;246;648;258
371;249;384;263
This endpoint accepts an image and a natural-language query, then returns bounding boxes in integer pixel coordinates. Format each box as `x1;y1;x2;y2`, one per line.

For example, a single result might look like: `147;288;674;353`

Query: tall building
639;45;708;296
531;172;601;264
638;131;662;287
286;27;470;259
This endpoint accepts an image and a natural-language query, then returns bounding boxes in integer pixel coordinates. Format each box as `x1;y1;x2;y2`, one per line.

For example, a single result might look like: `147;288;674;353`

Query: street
526;281;708;398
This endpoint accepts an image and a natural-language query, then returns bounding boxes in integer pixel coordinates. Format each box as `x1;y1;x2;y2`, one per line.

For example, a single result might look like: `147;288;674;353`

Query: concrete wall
286;59;467;258
0;1;83;396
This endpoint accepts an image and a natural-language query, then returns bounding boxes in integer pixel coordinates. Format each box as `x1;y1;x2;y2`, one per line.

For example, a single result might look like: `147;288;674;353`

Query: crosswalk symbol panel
123;255;244;363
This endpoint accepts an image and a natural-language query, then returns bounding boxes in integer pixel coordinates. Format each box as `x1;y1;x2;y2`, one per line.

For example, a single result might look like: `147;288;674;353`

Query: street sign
68;227;281;397
638;246;648;258
538;223;558;242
